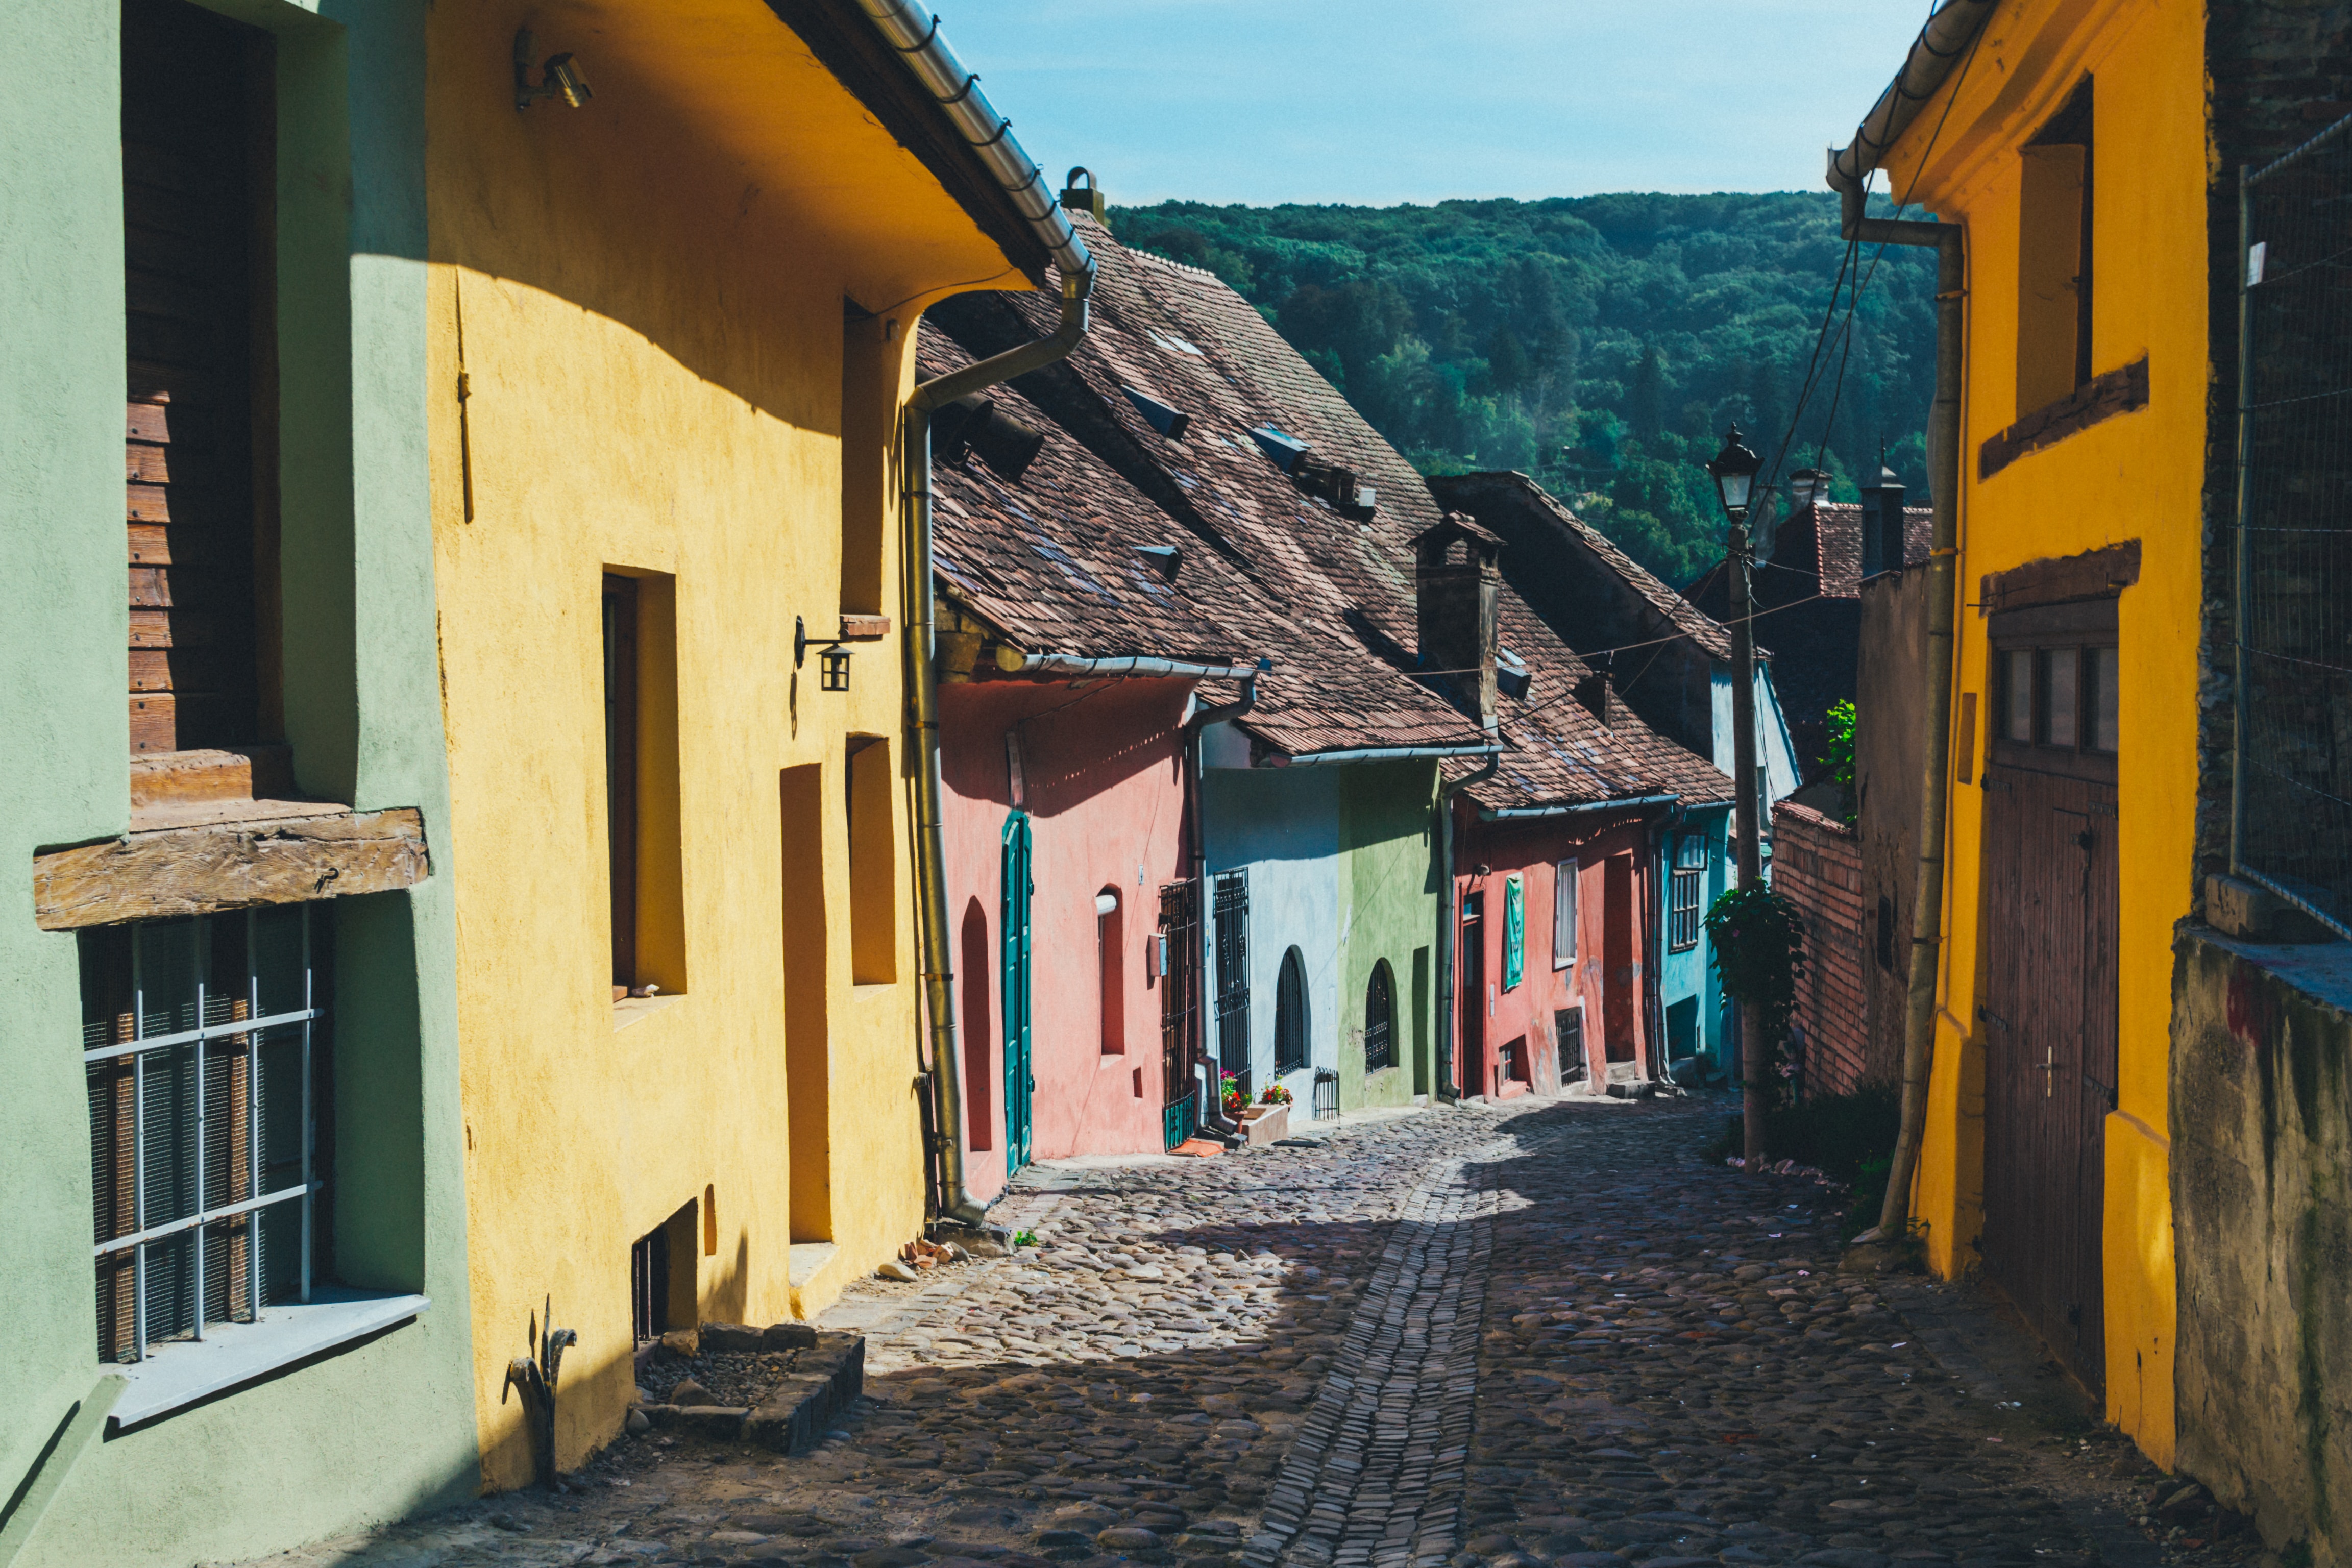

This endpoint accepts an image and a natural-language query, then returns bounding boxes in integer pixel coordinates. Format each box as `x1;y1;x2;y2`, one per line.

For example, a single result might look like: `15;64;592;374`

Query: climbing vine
1705;884;1808;1094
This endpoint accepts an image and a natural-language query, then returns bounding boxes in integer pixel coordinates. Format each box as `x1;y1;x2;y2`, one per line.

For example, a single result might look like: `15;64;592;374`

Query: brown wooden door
1460;893;1486;1096
1978;620;2120;1393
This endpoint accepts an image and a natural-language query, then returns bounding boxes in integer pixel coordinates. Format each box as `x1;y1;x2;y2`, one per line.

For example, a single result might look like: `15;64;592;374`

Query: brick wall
1771;799;1869;1098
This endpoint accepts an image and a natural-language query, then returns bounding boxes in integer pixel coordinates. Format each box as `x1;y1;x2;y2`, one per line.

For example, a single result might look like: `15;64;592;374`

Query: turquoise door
1000;812;1034;1172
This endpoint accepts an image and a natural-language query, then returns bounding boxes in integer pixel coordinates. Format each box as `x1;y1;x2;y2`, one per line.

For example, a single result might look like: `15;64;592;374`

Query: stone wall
2171;927;2352;1558
1772;799;1869;1097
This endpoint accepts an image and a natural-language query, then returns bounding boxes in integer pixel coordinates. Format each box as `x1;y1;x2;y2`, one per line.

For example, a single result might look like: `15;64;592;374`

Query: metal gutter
1477;792;1680;822
851;0;1091;283
1010;653;1264;681
1825;0;1999;197
869;1;1096;1230
1279;743;1506;768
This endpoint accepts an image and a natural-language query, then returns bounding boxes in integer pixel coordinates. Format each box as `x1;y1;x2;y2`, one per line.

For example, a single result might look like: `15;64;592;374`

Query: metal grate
1212;870;1250;1075
83;908;322;1364
1273;947;1308;1075
1363;961;1395;1072
1158;881;1200;1149
1312;1067;1339;1121
2236;114;2352;937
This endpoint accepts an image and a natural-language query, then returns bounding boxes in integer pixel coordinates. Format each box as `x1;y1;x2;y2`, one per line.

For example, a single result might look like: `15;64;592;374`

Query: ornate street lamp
1705;424;1763;525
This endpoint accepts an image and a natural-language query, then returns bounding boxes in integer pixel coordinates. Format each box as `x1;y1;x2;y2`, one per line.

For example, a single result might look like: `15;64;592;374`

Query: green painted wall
0;2;479;1563
1338;761;1441;1111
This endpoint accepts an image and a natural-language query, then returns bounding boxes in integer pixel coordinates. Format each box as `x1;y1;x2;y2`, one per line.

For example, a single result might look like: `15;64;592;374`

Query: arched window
1364;960;1396;1072
1273;946;1309;1074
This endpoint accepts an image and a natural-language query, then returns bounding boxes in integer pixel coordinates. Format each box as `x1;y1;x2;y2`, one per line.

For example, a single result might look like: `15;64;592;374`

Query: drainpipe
1187;675;1263;1138
1829;112;1971;1241
862;0;1097;1228
1434;755;1499;1103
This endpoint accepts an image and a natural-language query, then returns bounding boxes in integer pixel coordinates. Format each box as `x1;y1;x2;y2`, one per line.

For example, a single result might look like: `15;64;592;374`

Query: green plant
1821;700;1856;823
1221;1071;1247;1117
1704;884;1808;1095
1260;1085;1293;1106
1012;1230;1038;1248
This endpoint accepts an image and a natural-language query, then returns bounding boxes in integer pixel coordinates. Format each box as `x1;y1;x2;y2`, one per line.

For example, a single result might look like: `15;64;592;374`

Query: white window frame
1552;858;1577;969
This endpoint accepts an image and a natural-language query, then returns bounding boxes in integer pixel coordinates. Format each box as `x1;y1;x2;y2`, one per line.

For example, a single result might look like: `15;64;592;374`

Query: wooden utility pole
1726;519;1768;1169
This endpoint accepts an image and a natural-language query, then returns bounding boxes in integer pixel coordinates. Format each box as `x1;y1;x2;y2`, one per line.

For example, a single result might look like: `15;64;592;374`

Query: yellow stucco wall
1880;0;2204;1466
422;0;1021;1489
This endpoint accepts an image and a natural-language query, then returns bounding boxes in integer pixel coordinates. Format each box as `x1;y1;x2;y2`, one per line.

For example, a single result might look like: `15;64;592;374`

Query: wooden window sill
1979;357;2149;480
35;806;429;930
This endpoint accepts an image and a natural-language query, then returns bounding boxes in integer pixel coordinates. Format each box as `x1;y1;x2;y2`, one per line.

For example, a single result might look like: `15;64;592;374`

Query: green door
1001;812;1034;1172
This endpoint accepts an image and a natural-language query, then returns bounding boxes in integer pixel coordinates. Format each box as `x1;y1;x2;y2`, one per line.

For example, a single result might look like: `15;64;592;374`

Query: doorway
1000;812;1034;1173
1979;608;2119;1392
1459;892;1486;1096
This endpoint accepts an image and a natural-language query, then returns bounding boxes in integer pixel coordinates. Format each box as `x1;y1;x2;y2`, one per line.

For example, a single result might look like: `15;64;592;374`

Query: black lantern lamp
1705;424;1763;525
795;616;852;692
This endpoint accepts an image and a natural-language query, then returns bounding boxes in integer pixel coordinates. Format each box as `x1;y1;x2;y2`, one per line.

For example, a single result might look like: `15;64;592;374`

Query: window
1990;601;2118;779
604;575;639;990
848;738;897;984
1364;961;1396;1073
2002;649;2035;743
2017;79;2093;414
630;1197;697;1344
124;0;277;755
1502;874;1525;991
1097;888;1125;1055
1670;835;1707;952
83;908;326;1363
2085;646;2119;753
1274;946;1308;1074
1212;871;1250;1080
840;305;889;616
1551;859;1577;969
1556;1008;1586;1084
781;765;834;1238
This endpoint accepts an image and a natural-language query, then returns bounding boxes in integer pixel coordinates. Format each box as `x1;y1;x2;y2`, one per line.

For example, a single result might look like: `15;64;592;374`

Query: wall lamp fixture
795;616;852;692
514;30;592;111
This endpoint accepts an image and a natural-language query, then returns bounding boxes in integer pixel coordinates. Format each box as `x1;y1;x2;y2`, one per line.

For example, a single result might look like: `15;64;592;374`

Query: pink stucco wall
940;676;1195;1199
1449;807;1658;1100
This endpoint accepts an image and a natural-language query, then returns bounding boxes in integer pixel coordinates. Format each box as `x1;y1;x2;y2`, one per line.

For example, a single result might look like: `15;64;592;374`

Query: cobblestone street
226;1100;2247;1568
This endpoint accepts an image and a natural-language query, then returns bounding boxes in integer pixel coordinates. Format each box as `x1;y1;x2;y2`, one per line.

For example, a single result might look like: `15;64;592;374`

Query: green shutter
1503;874;1525;990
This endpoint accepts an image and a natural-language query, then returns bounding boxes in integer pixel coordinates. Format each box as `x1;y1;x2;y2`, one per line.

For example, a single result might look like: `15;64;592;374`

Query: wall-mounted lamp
795;616;852;692
514;30;593;111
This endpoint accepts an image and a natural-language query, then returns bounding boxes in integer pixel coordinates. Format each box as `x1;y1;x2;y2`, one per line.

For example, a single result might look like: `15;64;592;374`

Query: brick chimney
1412;513;1504;730
1859;461;1908;577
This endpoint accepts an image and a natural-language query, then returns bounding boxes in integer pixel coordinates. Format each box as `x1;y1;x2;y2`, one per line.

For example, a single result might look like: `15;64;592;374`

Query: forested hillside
1111;193;1937;585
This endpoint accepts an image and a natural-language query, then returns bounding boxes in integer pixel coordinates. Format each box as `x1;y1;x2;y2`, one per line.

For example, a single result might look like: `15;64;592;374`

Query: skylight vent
1122;386;1191;440
1250;425;1310;472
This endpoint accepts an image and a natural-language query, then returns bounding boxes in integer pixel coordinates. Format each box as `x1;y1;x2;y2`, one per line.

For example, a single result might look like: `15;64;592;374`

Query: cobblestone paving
218;1097;2254;1568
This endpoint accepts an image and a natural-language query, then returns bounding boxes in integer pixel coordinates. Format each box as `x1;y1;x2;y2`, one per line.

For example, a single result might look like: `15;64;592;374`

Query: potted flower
1238;1082;1291;1143
1220;1071;1248;1118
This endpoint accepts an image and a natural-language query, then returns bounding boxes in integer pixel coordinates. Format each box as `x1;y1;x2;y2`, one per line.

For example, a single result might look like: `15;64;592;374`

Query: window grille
1363;961;1395;1072
1212;871;1250;1077
1158;881;1200;1150
2234;114;2352;937
1670;835;1706;952
1273;947;1308;1074
83;906;323;1364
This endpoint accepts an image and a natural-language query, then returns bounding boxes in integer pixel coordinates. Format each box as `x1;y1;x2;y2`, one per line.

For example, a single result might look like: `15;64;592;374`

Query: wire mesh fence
2235;114;2352;937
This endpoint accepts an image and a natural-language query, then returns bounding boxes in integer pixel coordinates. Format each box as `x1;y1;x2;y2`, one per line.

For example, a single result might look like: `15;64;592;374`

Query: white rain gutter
1011;653;1264;681
866;0;1097;1230
1278;743;1506;768
1477;792;1680;822
1825;0;2000;198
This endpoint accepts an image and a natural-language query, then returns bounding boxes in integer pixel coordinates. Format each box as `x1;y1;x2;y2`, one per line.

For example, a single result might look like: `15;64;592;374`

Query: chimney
1859;460;1907;577
1412;513;1503;731
1574;653;1616;728
1788;467;1828;513
1060;166;1108;224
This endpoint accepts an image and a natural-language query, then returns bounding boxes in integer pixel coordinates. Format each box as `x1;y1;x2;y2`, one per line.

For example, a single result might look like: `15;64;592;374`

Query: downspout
1434;755;1499;1103
1829;127;1971;1242
862;0;1097;1228
1187;677;1263;1138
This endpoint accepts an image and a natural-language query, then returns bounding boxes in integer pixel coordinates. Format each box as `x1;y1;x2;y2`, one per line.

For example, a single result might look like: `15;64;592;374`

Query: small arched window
1364;960;1396;1072
1274;946;1309;1074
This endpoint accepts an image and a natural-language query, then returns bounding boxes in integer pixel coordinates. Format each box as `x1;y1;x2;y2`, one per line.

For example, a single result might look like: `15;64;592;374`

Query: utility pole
1706;427;1769;1170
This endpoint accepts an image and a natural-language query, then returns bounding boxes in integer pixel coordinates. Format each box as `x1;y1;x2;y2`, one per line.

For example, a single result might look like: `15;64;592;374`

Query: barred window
1670;835;1707;952
83;907;326;1364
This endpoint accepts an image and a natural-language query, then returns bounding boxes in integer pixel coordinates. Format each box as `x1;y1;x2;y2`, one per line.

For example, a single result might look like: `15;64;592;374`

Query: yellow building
1828;0;2217;1466
423;0;1080;1485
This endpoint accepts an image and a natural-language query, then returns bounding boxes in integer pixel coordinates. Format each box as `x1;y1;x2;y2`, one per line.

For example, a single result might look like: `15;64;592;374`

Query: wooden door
1979;612;2120;1392
1460;893;1486;1095
1000;812;1034;1173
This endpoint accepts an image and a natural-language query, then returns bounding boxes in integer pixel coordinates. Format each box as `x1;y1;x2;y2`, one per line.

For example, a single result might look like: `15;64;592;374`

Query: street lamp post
1705;426;1770;1170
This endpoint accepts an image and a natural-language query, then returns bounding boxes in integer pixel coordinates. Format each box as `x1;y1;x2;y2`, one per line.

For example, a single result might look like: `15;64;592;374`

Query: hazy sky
938;1;1931;208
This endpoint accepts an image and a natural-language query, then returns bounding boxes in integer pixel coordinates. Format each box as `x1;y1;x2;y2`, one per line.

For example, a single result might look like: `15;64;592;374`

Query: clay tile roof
922;215;1729;806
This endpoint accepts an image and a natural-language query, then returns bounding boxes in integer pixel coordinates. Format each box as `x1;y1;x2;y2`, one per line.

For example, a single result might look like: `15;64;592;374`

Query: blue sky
940;2;1931;208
